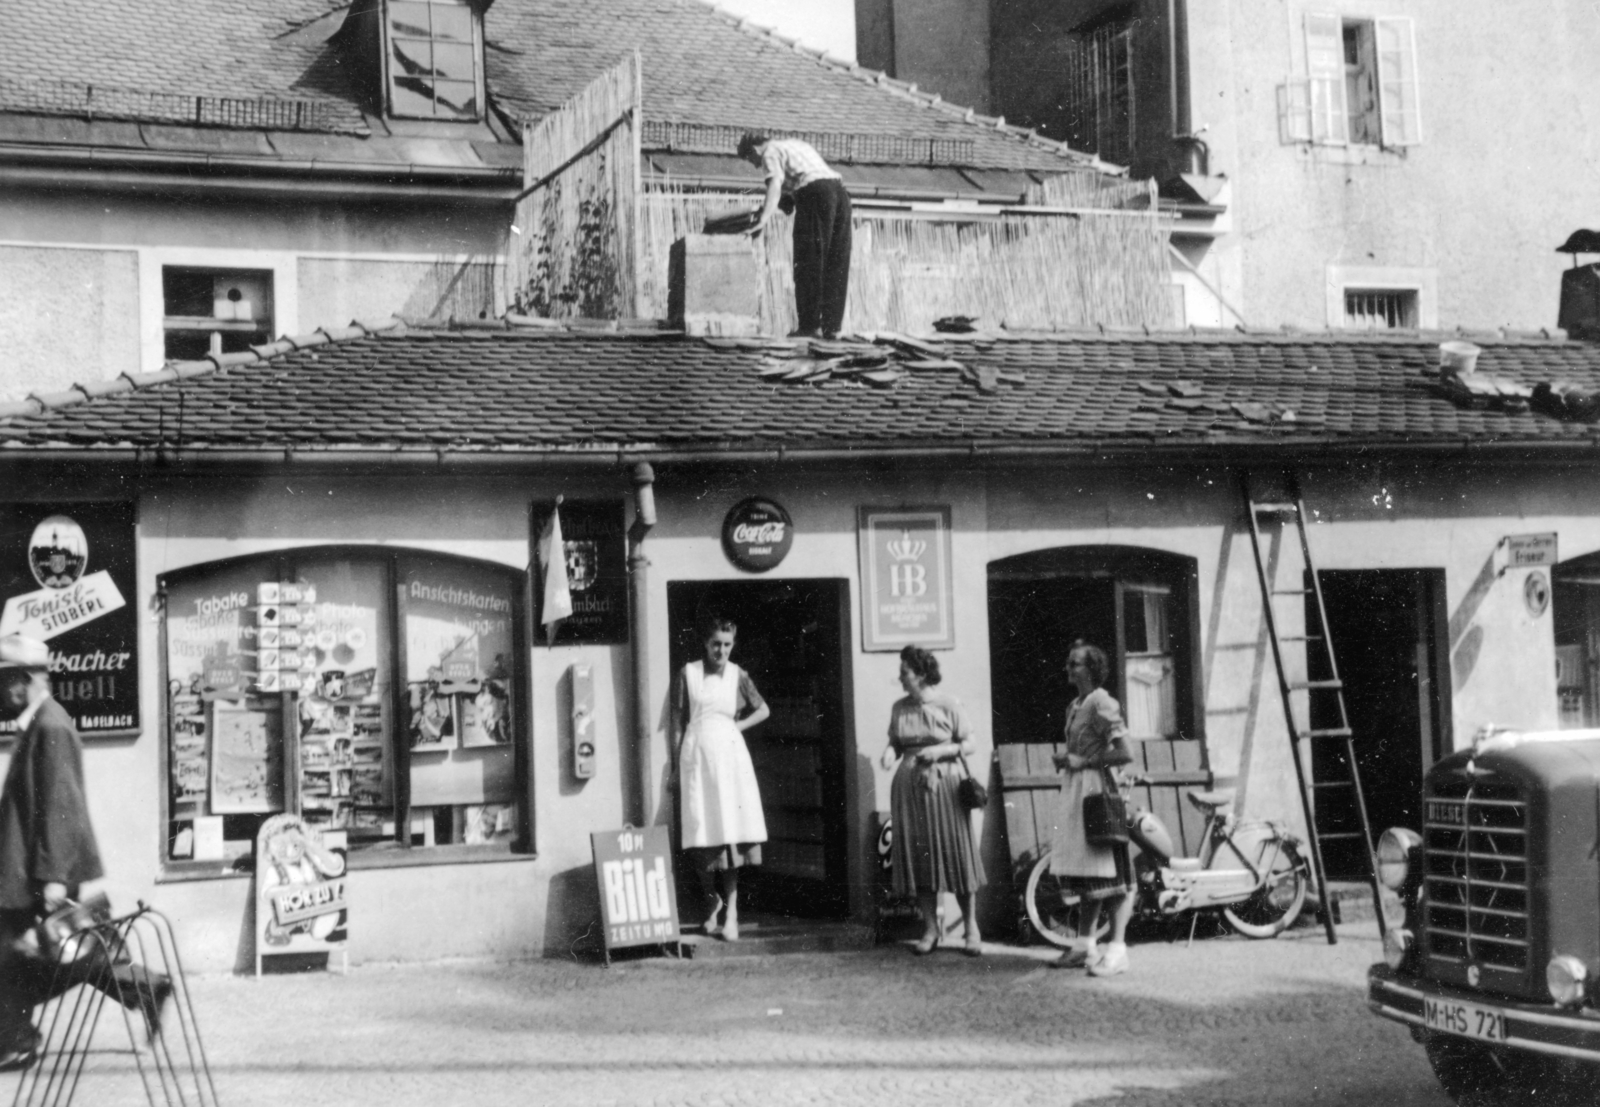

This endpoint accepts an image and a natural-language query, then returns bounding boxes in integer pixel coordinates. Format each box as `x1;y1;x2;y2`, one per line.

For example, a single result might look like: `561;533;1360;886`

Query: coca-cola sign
722;498;794;573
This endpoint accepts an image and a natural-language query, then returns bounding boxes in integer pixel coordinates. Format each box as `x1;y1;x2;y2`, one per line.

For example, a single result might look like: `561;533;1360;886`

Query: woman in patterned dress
1050;641;1136;976
879;645;986;956
671;616;770;941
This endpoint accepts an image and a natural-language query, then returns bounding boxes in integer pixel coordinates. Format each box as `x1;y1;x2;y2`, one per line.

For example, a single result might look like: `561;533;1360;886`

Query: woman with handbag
1049;641;1136;976
878;645;986;957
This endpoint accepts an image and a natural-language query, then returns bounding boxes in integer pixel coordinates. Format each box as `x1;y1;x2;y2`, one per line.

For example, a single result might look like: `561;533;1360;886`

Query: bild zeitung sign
0;502;139;738
722;498;793;573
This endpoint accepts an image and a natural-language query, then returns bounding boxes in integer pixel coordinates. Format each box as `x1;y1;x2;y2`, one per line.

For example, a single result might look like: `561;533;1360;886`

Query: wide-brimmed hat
0;635;50;670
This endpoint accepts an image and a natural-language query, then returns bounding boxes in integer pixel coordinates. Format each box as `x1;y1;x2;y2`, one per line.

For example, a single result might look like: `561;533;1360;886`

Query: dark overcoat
0;697;104;910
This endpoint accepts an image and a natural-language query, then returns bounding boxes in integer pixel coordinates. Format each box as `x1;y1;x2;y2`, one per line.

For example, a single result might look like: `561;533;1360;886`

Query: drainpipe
628;462;657;827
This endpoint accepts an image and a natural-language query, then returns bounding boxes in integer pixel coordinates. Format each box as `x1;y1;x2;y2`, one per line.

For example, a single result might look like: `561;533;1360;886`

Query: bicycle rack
14;902;219;1107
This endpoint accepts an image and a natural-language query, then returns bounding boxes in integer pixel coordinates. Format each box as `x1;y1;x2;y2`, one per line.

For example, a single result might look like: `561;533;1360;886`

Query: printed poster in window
857;506;955;651
0;502;139;739
530;500;627;644
293;562;389;832
210;698;284;814
401;559;515;751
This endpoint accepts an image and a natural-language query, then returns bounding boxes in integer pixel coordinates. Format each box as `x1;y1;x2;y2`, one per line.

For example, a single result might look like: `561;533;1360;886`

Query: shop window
384;0;483;120
162;267;275;362
162;547;527;874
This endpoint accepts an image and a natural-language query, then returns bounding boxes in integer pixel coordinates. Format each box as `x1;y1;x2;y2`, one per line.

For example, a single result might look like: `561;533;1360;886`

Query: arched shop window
161;547;529;874
987;546;1202;747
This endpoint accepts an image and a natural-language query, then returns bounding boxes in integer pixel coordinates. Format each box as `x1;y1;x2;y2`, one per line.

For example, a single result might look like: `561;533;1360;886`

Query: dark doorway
1309;569;1449;879
666;579;851;918
987;547;1203;746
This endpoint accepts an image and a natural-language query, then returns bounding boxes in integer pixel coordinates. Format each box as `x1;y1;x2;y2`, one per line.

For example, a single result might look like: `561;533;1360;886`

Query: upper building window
1281;14;1420;149
384;0;483;120
1063;8;1137;165
163;267;274;362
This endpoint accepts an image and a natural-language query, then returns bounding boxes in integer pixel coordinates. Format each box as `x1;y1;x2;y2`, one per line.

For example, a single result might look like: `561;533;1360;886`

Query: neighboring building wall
1176;0;1600;331
0;245;140;401
855;0;994;113
872;0;1600;331
0;186;508;395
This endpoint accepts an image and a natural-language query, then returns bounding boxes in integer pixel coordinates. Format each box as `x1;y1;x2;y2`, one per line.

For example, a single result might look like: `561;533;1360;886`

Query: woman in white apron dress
1049;640;1136;976
673;617;770;941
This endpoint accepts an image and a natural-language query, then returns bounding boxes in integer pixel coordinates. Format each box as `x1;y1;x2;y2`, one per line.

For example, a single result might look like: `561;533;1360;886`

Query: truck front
1369;728;1600;1099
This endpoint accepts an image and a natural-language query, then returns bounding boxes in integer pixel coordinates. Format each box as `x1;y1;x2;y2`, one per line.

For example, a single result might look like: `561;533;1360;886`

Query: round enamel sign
722;498;793;573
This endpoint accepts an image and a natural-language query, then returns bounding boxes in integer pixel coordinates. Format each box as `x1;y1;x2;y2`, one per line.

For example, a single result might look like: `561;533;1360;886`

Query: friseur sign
0;502;139;738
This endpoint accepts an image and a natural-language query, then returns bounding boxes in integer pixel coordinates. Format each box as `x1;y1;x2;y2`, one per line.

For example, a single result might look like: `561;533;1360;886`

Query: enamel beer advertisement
0;501;139;738
857;506;955;651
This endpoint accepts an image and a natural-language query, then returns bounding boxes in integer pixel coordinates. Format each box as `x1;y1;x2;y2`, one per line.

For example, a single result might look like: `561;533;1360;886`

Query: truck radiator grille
1422;777;1528;971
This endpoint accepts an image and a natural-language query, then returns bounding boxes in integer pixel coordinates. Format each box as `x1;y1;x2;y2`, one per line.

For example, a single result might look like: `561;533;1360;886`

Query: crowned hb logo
887;530;928;597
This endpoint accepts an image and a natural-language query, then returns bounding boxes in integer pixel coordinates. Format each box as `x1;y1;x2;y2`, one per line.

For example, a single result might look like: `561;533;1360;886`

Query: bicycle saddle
1186;787;1236;811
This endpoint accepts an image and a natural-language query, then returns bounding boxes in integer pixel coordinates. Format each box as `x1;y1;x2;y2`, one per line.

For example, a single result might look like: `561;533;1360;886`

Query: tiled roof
3;322;1598;462
0;1;1091;172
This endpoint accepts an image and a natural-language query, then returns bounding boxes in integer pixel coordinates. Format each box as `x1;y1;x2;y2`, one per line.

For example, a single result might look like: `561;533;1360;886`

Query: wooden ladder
1242;474;1385;946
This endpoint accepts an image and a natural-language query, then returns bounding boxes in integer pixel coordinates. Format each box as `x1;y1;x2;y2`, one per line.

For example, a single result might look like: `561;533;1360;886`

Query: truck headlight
1382;927;1412;970
1376;827;1422;890
1547;955;1588;1007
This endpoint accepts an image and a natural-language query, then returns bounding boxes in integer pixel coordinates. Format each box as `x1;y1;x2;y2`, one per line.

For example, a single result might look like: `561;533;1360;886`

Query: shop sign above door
0;502;139;739
858;506;955;651
722;498;793;573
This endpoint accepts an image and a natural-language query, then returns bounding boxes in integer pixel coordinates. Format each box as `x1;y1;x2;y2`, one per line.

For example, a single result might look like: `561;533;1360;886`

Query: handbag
1082;768;1129;845
955;755;988;811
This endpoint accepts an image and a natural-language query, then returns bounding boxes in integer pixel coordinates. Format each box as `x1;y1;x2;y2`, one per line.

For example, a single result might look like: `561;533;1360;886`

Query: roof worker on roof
738;133;853;340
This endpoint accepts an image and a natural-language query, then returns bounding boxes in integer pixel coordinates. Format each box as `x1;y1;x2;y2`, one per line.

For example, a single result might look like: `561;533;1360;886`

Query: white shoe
1088;943;1128;977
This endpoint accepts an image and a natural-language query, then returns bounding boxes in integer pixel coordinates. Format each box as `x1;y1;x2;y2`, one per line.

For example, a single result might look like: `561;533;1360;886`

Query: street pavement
15;919;1454;1107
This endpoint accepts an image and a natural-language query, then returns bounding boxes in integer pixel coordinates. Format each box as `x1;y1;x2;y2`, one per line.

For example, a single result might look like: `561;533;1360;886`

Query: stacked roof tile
3;323;1598;460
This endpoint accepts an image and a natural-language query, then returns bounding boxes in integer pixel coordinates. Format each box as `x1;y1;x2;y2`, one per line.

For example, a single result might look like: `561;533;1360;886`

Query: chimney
668;235;761;337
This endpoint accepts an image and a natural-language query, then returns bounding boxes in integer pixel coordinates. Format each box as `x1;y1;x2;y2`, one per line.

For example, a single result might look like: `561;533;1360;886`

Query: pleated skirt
889;758;985;896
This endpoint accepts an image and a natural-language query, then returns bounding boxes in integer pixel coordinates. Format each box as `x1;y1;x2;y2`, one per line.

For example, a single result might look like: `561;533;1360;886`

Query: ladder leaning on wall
1241;473;1385;947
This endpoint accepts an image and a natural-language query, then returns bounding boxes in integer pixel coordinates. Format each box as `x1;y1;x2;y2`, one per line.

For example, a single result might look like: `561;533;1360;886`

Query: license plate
1424;997;1506;1042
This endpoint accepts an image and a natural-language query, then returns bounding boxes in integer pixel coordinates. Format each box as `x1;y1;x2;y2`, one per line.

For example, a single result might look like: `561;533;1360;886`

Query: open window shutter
1375;17;1422;146
1304;13;1347;145
1278;81;1312;144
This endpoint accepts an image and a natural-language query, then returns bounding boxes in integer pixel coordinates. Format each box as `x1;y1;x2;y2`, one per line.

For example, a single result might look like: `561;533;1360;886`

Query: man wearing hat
0;634;167;1071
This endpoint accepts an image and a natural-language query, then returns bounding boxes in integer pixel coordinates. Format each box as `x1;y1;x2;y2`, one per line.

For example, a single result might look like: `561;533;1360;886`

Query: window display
162;548;525;870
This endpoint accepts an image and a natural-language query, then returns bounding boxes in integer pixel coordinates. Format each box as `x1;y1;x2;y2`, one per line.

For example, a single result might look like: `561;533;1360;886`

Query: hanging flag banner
857;506;956;651
531;500;628;644
0;502;139;738
537;501;573;644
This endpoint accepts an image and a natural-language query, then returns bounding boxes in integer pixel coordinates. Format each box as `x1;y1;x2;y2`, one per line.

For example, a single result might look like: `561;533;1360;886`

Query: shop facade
2;326;1598;969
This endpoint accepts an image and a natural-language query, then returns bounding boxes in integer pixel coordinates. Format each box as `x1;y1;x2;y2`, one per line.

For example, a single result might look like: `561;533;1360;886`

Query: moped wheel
1024;852;1108;948
1221;838;1309;939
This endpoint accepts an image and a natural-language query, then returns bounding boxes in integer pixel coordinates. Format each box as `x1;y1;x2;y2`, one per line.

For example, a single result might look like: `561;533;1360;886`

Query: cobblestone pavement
18;920;1453;1107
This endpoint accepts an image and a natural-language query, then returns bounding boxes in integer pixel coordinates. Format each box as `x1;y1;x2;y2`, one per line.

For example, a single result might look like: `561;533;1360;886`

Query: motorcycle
1025;778;1311;944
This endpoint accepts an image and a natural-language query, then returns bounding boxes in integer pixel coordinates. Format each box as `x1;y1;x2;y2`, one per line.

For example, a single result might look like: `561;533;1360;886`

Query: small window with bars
384;0;483;120
1344;288;1418;330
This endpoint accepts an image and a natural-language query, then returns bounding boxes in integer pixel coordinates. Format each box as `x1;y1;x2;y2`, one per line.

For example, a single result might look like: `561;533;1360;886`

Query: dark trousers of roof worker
791;178;853;338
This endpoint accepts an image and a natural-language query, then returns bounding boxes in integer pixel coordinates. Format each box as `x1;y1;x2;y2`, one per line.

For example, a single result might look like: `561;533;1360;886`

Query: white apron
678;661;767;849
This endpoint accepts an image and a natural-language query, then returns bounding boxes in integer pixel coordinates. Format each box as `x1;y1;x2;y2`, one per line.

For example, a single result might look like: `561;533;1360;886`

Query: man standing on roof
738;133;853;340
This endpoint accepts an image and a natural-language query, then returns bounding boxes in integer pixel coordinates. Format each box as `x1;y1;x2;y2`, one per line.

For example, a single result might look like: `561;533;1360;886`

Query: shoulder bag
1082;767;1129;846
955;754;988;811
